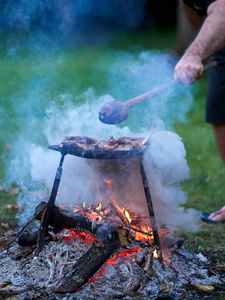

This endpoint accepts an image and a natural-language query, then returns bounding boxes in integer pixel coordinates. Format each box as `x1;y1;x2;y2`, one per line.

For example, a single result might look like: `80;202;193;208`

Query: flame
59;175;156;245
104;179;124;216
123;210;131;224
103;179;113;190
162;254;170;266
104;178;153;241
132;225;153;242
96;199;102;212
153;249;158;259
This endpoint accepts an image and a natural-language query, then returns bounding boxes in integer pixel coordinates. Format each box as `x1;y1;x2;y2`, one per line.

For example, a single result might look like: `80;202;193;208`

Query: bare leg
213;124;225;165
207;124;225;221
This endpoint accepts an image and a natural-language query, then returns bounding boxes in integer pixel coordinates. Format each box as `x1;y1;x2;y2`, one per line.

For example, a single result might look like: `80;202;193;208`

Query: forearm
184;0;225;62
175;0;225;84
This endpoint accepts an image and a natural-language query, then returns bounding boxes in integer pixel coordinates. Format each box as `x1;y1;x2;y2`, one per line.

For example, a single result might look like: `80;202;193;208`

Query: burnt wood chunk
55;240;118;293
18;231;39;246
35;201;102;236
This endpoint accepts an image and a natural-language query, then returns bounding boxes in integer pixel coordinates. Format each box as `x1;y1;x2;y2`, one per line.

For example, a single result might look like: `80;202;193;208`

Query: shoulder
207;0;225;14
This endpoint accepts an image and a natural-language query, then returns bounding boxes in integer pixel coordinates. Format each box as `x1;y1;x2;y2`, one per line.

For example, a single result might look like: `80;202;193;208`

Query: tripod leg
139;158;163;264
37;154;65;254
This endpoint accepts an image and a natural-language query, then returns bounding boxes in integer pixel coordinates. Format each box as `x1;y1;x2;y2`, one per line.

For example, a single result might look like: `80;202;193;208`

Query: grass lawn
0;30;224;262
176;73;225;257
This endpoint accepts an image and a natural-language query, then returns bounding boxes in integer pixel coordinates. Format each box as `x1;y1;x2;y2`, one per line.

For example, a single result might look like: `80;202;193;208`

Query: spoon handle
126;61;217;109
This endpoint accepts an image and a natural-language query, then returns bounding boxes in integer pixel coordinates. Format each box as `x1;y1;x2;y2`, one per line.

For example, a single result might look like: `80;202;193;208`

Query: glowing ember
88;247;141;284
62;229;94;244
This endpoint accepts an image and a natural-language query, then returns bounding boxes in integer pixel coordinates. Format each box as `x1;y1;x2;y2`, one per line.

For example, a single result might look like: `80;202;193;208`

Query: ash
0;231;224;300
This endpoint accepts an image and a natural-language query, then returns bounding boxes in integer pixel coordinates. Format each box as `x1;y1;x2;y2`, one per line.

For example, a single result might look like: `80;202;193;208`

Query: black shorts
206;49;225;124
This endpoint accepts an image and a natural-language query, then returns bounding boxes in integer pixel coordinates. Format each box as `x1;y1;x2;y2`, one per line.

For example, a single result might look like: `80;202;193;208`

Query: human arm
174;0;225;84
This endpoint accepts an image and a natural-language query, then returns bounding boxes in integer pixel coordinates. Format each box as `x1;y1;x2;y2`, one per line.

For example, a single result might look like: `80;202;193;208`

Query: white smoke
23;96;201;232
144;130;201;232
2;52;200;232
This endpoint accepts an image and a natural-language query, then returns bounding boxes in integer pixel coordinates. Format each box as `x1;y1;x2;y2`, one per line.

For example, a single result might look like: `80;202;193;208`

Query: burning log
16;202;131;292
34;201;130;247
35;201;102;236
34;202;130;293
55;240;118;293
18;201;103;247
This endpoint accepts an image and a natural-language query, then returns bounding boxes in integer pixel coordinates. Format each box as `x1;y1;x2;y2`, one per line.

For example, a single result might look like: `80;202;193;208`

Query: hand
174;56;204;85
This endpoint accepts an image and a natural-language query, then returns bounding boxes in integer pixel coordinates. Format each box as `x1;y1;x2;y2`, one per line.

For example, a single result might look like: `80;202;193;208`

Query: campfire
0;134;225;299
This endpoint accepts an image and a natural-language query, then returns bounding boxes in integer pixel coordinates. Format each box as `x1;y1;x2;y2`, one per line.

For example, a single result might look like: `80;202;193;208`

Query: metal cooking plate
49;136;148;159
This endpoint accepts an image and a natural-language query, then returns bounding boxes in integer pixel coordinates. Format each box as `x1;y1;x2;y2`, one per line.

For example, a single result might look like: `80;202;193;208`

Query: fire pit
1;135;225;299
38;136;162;262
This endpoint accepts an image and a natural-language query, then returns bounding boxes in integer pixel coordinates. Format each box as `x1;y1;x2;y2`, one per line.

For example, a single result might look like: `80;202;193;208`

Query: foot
208;206;225;222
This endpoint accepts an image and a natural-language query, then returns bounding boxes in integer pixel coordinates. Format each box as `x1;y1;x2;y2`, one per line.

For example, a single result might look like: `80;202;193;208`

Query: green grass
0;30;224;260
175;74;225;255
0;191;18;227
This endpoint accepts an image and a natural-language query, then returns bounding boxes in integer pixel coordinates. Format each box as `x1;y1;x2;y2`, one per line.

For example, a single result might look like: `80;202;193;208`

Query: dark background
0;0;178;34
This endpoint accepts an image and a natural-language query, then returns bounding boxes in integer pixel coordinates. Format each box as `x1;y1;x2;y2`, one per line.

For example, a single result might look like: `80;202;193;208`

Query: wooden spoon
99;61;217;125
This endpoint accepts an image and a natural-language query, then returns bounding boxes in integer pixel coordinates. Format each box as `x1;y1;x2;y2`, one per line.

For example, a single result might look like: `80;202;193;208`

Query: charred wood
35;201;102;236
55;240;119;293
18;231;40;246
34;202;130;293
17;230;54;247
136;247;148;267
34;201;130;247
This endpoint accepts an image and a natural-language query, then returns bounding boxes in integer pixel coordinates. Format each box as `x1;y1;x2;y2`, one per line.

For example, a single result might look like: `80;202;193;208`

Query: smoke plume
0;1;200;232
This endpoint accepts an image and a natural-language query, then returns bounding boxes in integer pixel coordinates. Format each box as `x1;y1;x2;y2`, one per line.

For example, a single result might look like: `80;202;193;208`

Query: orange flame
96;199;102;212
103;179;113;190
153;249;158;259
124;209;131;224
104;177;155;242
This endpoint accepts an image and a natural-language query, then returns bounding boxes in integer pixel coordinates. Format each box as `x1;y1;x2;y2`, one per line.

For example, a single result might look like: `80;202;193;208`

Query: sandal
201;207;225;224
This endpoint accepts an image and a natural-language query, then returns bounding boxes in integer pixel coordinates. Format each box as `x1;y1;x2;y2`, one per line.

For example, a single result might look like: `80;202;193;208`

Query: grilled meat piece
58;135;146;151
102;136;118;150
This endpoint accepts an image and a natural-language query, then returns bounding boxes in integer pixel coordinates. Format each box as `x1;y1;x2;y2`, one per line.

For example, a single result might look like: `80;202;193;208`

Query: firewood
35;201;102;236
34;202;130;248
18;231;39;246
34;202;131;293
54;240;119;293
